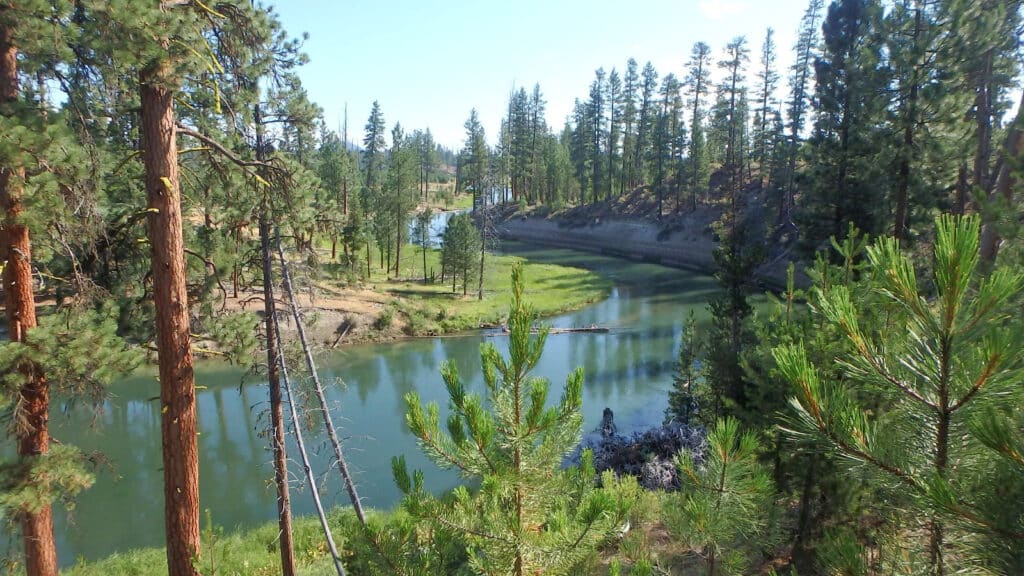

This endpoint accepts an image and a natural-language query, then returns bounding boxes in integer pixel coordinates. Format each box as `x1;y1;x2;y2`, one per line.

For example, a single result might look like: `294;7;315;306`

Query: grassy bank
63;508;355;576
63;492;679;576
318;245;612;342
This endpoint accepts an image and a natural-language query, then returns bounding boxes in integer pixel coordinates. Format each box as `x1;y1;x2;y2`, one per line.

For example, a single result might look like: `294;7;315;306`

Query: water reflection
38;244;752;565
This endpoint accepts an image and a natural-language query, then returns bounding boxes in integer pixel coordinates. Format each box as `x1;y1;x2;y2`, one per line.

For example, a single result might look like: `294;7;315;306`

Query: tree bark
260;213;296;576
140;60;201;576
256;103;296;576
0;18;58;576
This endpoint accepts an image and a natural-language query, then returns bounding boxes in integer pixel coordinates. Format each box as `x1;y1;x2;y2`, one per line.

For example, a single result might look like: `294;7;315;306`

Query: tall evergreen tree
606;68;623;202
634;62;659;189
685;42;713;210
461;109;488;211
884;0;964;242
798;0;889;255
621;58;639;193
439;212;479;295
587;68;606;205
363;100;387;194
651;74;683;217
717;36;750;208
0;11;55;574
570;99;592;201
414;128;437;199
386;123;417;275
782;0;825;225
118;2;214;571
528;84;547;204
753;28;780;189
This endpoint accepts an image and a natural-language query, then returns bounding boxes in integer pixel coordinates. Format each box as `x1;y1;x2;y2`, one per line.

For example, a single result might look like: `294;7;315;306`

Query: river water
40;243;733;564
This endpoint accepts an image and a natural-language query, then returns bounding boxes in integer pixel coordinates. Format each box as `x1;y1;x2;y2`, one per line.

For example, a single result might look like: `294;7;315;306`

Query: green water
40;243;738;564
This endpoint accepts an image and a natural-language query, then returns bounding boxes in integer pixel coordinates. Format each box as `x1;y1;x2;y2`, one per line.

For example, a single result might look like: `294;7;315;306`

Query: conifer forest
1;1;1023;575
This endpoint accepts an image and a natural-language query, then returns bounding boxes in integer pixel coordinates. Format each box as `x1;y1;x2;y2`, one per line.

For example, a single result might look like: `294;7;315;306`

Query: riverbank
40;244;730;569
62;490;683;576
221;246;611;350
491;201;806;291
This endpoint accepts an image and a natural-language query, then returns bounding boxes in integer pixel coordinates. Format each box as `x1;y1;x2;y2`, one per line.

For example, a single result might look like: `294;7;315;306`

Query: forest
1;0;1023;575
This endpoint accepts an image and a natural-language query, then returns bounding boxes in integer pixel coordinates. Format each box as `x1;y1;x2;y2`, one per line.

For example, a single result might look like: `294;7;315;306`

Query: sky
268;0;813;150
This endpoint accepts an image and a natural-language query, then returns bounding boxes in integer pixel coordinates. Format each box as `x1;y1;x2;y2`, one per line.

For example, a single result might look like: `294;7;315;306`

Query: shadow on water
35;240;755;565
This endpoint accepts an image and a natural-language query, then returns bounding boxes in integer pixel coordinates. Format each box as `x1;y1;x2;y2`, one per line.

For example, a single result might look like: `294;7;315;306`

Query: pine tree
798;0;889;256
665;311;706;426
717;36;750;206
0;9;57;573
621;58;639;193
774;215;1024;575
386;123;417;275
461;109;488;211
397;264;633;576
507;88;530;203
685;42;713;210
668;417;774;576
316;127;354;259
440;213;479;295
753;28;779;189
587;68;607;205
87;3;223;572
634;62;659;189
528;84;547;205
363;100;387;194
606;68;623;202
782;0;824;225
414;128;437;199
651;74;682;218
412;207;433;283
570;99;592;202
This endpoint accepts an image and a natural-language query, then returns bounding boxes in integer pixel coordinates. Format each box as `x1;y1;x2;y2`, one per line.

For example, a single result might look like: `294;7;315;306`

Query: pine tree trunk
0;20;58;576
953;163;968;216
395;228;401;277
972;50;994;194
893;6;922;242
140;59;201;576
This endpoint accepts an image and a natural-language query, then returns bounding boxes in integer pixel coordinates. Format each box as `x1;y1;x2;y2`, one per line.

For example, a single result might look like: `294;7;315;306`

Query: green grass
62;491;691;575
64;509;368;576
445;192;474;211
346;245;612;336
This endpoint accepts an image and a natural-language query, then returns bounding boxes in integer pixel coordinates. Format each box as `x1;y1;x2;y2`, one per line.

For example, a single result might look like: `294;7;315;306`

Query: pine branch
175;124;283;172
949;352;1002;413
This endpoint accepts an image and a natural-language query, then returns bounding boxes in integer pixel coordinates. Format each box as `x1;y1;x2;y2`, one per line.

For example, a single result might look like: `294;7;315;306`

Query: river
39;242;735;564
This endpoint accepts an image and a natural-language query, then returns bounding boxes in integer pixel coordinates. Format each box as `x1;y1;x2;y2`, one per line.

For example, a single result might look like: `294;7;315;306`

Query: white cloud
698;0;751;21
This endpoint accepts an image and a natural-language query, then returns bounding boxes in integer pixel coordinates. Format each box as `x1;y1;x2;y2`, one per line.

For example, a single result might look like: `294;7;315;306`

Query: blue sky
269;0;812;150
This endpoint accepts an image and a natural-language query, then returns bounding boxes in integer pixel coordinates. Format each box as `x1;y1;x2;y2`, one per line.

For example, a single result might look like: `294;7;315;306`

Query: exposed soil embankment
497;213;718;273
494;205;803;290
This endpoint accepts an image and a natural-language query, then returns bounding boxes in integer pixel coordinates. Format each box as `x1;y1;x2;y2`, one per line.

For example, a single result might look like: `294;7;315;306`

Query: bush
372;308;393;330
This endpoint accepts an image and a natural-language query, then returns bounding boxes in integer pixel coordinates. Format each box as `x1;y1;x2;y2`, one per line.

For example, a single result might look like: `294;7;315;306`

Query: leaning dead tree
269;264;347;576
274;228;367;524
